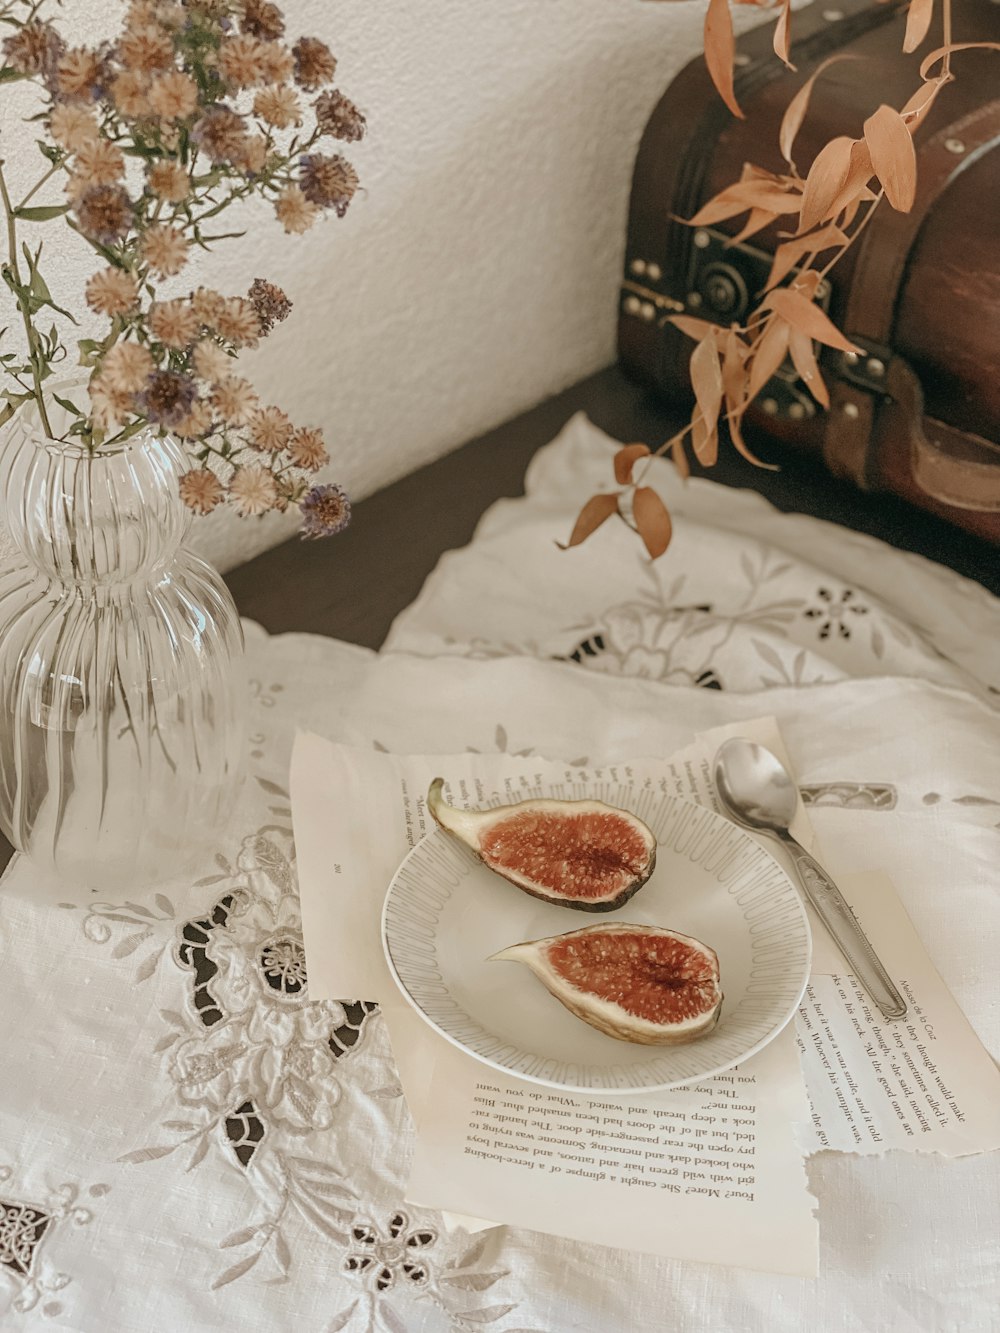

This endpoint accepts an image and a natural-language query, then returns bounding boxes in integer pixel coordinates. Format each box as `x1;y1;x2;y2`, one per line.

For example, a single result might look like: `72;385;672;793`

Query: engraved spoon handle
780;834;907;1020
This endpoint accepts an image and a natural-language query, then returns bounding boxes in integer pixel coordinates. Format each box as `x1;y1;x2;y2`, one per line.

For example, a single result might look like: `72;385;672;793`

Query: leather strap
825;100;1000;507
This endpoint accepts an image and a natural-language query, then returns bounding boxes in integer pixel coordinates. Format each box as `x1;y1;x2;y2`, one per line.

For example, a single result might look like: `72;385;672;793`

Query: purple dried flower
139;370;197;428
299;483;351;539
299;153;358;217
314;89;366;142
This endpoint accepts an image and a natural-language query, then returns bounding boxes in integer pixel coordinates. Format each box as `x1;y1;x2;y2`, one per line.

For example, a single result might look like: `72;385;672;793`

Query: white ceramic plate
381;784;811;1094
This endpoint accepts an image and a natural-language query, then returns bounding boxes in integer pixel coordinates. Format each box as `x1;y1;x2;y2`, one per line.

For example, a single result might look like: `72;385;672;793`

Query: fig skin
490;923;723;1046
427;778;657;911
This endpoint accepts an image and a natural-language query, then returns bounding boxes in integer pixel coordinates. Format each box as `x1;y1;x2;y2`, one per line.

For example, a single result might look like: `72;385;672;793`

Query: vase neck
2;414;192;586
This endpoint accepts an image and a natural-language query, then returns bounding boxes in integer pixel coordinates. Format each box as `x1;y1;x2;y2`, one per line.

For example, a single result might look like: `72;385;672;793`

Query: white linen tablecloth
1;414;998;1331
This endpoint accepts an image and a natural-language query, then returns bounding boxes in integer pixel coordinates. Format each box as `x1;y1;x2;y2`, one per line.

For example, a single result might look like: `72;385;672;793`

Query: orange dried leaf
558;493;619;550
798;136;855;232
671;438;691;481
669;314;723;343
633;486;673;559
690;333;724;466
903;0;934;53
704;0;743;120
730;207;779;245
764;287;860;353
766;223;847;290
864;104;917;211
900;75;948;134
826;139;875;220
747;317;791;401
688;180;798;227
614;443;651;485
920;41;1000;81
778;56;862;173
773;0;794;70
721;328;750;411
729;406;780;470
788;328;830;408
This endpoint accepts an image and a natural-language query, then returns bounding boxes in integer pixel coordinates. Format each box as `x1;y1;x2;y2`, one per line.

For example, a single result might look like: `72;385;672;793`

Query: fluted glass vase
0;407;246;888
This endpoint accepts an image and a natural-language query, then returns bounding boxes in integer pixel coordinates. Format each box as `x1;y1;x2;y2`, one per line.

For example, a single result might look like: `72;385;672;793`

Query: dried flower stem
0;159;54;437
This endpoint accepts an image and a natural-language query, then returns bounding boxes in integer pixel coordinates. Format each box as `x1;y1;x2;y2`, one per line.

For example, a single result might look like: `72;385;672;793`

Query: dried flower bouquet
0;0;365;537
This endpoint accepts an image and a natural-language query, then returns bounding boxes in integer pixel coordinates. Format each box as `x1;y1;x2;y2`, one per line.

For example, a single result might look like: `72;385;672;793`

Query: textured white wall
0;0;767;573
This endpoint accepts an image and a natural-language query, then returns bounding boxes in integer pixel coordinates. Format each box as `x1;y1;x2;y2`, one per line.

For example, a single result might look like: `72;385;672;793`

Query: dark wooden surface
1;363;995;875
227;363;997;648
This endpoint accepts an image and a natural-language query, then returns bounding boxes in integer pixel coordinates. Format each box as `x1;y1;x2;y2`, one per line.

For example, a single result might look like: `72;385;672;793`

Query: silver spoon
713;738;907;1020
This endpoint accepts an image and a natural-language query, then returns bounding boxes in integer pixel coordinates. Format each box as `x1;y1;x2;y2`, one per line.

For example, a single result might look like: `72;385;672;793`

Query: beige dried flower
215;297;260;346
288;426;329;471
253;85;302;129
259;41;294;84
56;48;105;103
189;287;226;327
147;160;189;203
174;400;214;439
292;36;336;91
211;376;258;425
219;34;268;88
72;138;125;188
149;298;199;349
89;375;133;431
248;404;292;452
179;467;224;512
110;70;151;119
117;26;174;74
274;184;318;235
242;0;285;41
101;341;154;394
234;133;268;175
191;340;232;383
140;224;188;277
148;71;199;121
229;463;278;516
85;267;139;317
49;104;100;151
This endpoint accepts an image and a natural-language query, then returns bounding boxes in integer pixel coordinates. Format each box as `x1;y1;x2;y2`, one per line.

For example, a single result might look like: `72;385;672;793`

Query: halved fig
427;778;656;911
490;923;722;1045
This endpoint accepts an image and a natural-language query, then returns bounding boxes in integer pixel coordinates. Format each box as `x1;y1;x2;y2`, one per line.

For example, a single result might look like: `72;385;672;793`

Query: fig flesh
490;923;722;1045
427;778;656;911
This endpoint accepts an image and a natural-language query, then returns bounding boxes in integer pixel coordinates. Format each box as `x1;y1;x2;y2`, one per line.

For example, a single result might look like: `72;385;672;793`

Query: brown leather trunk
618;0;1000;542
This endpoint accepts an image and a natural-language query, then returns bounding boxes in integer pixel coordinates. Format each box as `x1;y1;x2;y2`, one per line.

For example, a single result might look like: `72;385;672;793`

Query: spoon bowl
712;738;799;833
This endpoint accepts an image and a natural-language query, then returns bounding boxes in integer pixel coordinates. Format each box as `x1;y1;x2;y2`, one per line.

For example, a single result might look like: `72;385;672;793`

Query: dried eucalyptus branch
568;0;998;559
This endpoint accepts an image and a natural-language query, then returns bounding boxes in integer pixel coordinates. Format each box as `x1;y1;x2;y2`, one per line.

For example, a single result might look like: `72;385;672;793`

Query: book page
796;870;1000;1156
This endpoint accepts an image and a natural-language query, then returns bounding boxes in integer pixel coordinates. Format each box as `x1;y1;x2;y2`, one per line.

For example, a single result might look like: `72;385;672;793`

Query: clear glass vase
0;404;247;888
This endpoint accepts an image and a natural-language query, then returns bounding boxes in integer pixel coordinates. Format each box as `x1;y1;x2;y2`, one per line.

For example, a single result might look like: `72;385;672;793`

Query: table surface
0;364;995;876
225;364;998;650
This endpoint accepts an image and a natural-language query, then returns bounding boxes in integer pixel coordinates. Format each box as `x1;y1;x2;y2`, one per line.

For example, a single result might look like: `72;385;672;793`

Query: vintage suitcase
618;0;1000;540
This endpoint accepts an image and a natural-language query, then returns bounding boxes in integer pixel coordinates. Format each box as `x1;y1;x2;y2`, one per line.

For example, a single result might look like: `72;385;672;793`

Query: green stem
0;157;54;438
16;159;62;211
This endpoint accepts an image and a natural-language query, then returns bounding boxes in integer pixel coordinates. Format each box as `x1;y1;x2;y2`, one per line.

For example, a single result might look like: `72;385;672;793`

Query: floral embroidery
342;1210;436;1292
328;1216;521;1331
803;586;869;640
0;1168;107;1321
